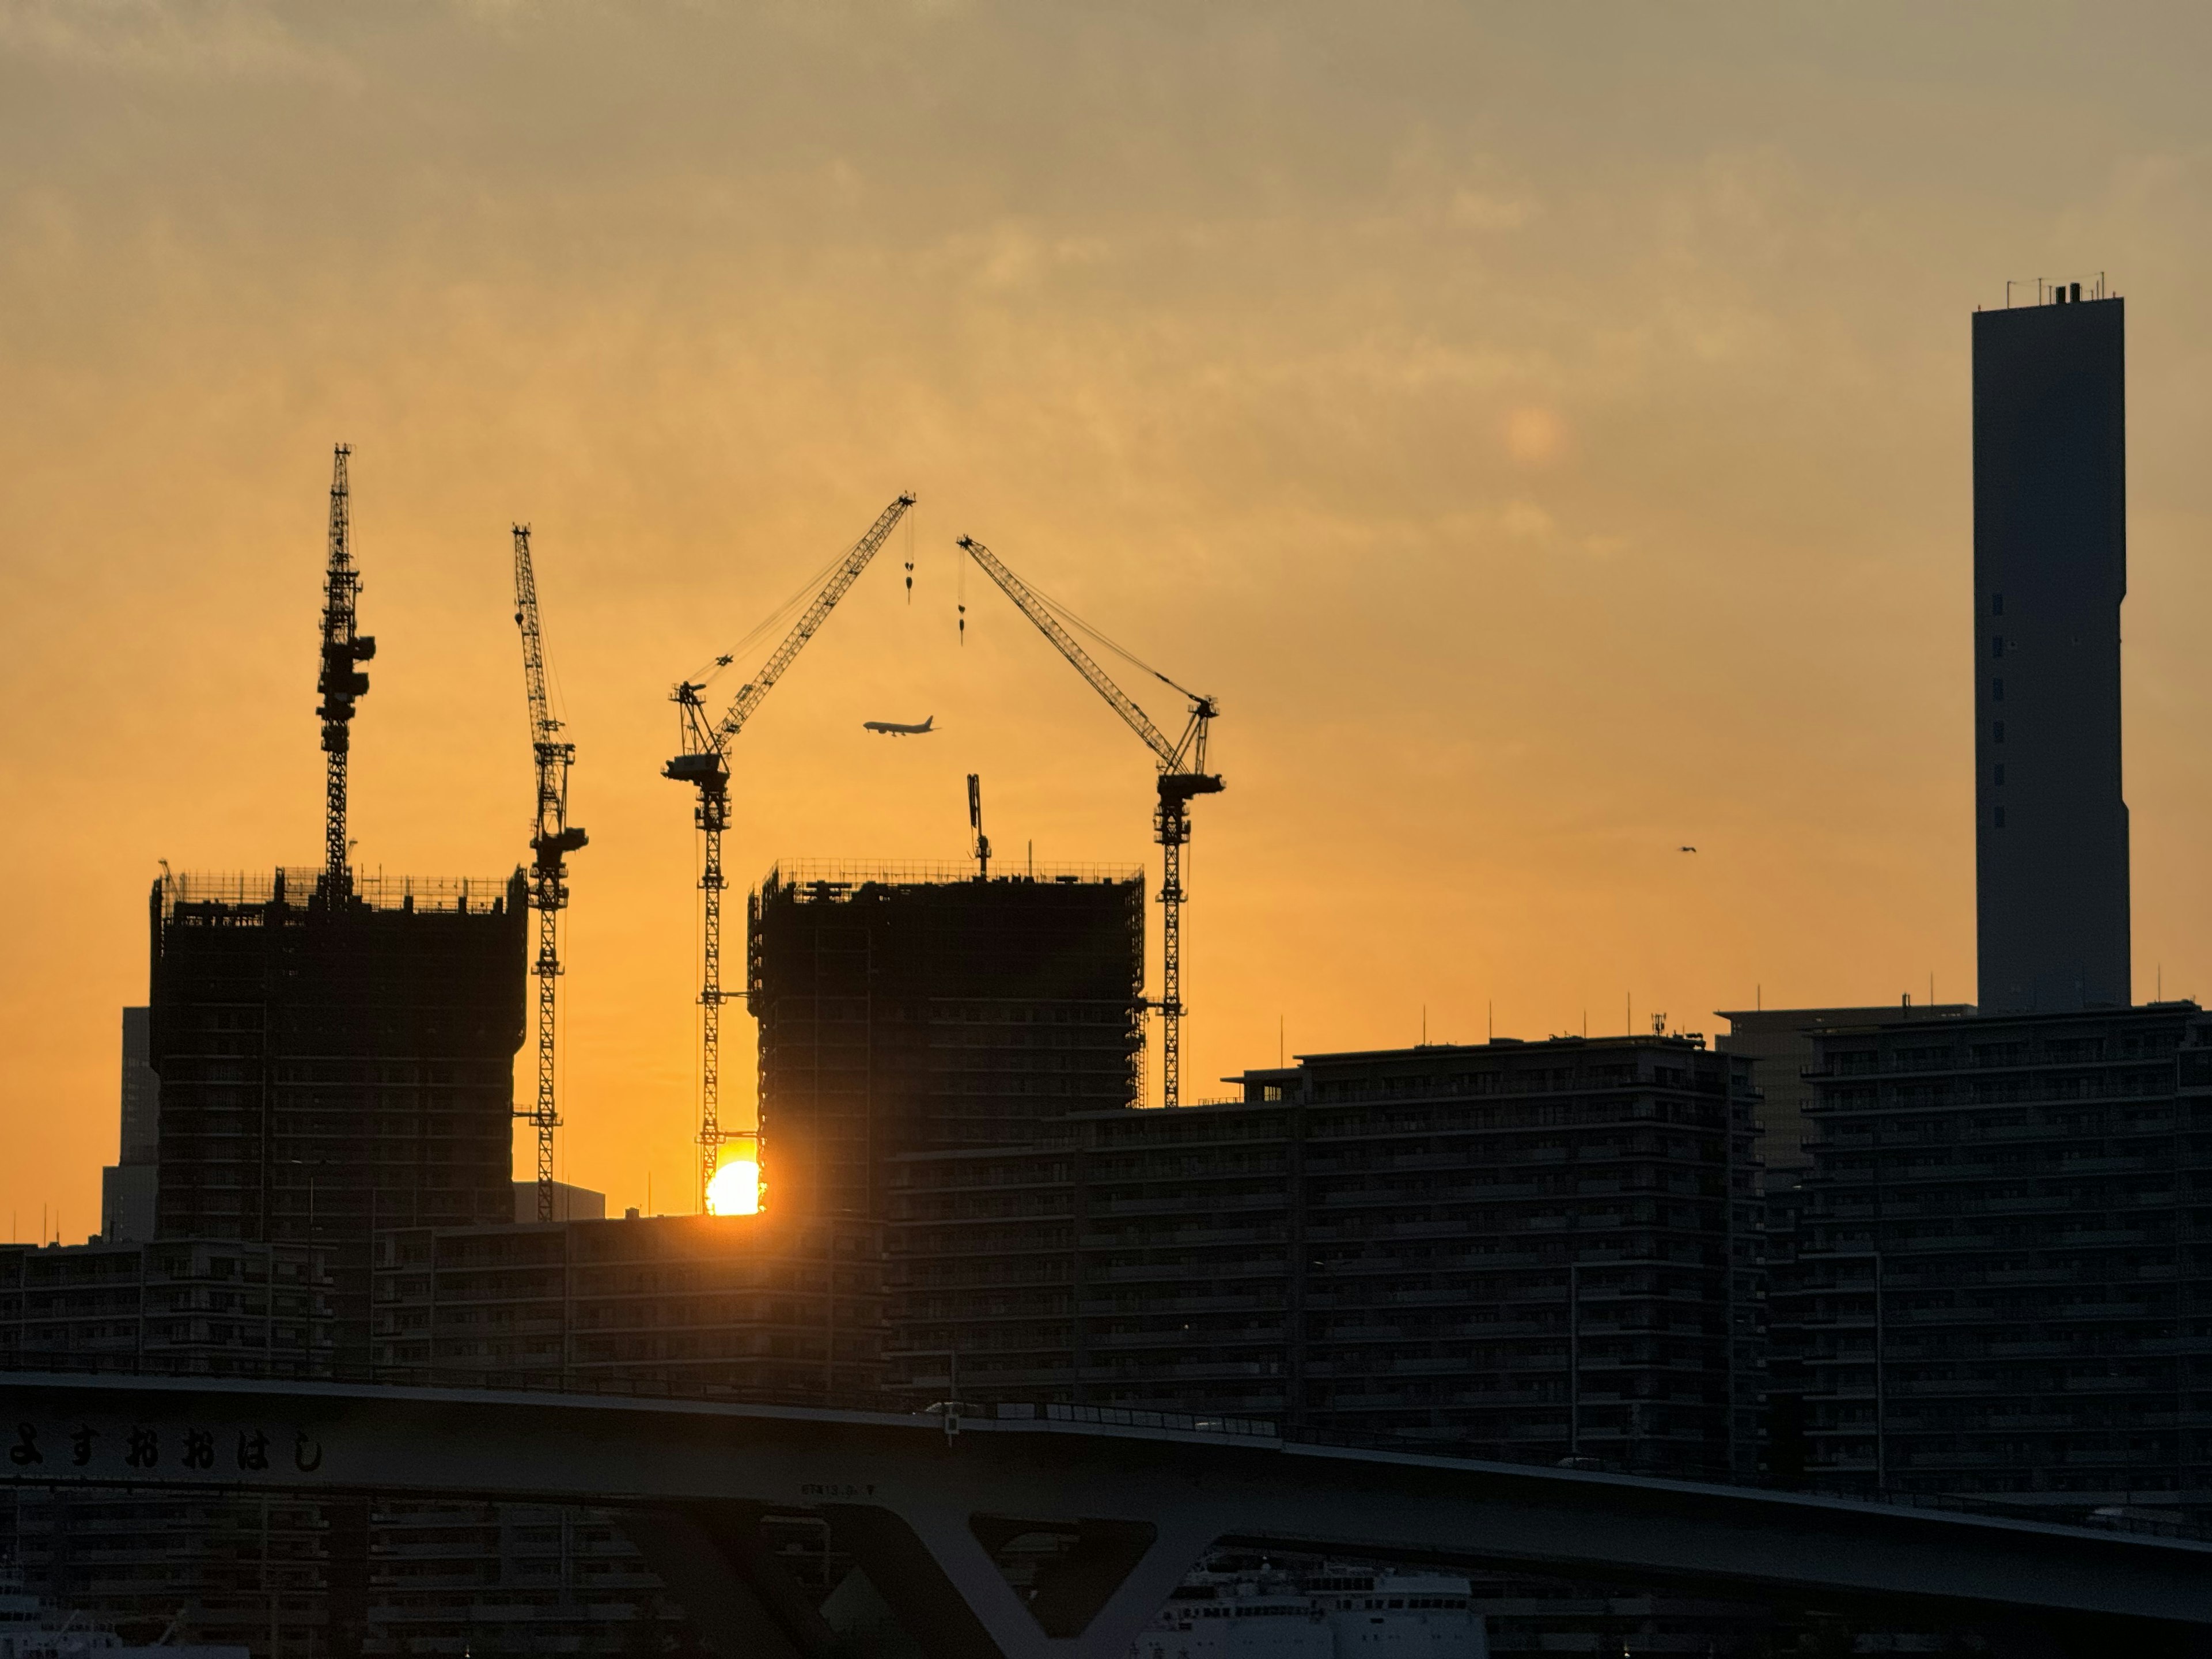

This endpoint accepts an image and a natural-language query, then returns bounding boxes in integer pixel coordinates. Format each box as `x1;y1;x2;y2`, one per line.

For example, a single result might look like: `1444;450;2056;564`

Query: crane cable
1005;563;1205;707
681;537;857;691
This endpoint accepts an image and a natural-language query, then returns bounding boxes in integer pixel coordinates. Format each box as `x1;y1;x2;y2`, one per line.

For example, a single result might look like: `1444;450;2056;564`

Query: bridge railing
1037;1402;1278;1439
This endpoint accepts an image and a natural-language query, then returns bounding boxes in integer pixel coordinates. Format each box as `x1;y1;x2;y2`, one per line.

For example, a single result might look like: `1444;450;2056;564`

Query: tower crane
315;445;376;897
955;536;1222;1108
666;493;917;1210
513;525;588;1224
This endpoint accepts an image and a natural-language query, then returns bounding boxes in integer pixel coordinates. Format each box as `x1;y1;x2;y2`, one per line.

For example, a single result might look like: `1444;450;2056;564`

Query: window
1994;720;2005;745
1993;678;2004;702
1992;592;2005;615
1994;764;2005;785
1994;806;2006;828
1991;634;2005;658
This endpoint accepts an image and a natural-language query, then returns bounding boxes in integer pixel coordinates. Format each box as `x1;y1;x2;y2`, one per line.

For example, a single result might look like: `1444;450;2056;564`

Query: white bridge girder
5;1375;2212;1658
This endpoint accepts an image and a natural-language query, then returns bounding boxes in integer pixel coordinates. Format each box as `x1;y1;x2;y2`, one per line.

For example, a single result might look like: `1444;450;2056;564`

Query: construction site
0;453;1236;1656
747;860;1147;1221
118;461;1198;1302
149;870;527;1341
0;448;1793;1659
10;297;2203;1659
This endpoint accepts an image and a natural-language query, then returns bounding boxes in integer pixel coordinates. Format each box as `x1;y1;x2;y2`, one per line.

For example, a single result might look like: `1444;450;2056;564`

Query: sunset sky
6;2;2212;1238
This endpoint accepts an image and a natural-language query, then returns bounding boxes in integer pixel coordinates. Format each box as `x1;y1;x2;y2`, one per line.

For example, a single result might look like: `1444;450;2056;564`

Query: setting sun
704;1156;760;1217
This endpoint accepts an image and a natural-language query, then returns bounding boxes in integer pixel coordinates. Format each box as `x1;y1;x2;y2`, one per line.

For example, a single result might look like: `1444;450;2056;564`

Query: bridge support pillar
823;1501;1221;1659
622;1505;840;1659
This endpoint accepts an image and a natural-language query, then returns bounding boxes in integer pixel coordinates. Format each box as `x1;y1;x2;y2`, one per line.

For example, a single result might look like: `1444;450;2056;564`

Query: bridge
3;1373;2209;1658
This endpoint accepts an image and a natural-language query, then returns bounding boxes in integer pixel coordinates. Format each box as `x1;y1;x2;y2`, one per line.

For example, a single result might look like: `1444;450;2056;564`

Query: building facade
1972;285;2131;1013
99;1006;161;1245
1782;1001;2212;1512
1;1215;870;1658
746;862;1146;1222
887;1035;1764;1482
1717;1003;1972;1187
509;1180;605;1224
0;1238;339;1655
371;1211;883;1405
0;1237;334;1378
149;868;528;1368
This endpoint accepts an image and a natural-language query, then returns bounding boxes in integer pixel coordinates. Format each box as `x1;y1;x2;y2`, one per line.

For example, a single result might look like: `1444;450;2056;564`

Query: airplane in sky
863;715;935;736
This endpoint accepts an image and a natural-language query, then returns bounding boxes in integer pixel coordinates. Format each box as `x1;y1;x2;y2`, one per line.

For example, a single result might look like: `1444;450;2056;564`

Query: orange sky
6;4;2212;1238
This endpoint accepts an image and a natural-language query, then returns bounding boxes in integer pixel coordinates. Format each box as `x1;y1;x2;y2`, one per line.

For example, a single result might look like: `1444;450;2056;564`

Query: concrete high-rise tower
97;1006;160;1242
149;866;527;1369
1973;283;2130;1012
747;862;1145;1222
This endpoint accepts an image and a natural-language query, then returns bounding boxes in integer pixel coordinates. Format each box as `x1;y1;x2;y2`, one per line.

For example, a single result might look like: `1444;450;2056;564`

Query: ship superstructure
1131;1560;1487;1659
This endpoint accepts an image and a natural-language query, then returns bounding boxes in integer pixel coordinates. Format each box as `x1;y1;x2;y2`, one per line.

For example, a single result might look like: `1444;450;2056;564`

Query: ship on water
0;1566;246;1659
1130;1559;1488;1658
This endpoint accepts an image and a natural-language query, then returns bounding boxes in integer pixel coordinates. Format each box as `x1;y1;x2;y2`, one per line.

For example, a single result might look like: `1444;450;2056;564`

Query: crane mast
666;493;917;1211
315;445;376;897
513;525;587;1223
955;536;1222;1108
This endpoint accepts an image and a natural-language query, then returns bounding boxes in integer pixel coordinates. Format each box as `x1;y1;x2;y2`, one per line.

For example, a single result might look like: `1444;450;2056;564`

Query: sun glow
705;1157;760;1217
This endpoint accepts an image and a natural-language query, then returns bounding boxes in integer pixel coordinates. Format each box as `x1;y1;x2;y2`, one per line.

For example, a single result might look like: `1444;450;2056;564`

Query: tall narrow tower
316;445;376;895
1972;282;2130;1012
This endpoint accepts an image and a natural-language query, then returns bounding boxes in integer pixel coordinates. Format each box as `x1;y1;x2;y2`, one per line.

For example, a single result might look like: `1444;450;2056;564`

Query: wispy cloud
0;0;343;81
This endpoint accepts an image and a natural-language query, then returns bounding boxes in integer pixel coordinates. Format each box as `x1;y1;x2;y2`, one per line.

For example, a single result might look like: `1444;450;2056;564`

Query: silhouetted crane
513;525;587;1223
955;535;1221;1108
967;772;991;879
315;445;375;896
666;493;916;1209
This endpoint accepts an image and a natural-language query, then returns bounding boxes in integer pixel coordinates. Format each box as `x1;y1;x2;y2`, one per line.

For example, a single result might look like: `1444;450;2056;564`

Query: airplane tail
922;715;934;732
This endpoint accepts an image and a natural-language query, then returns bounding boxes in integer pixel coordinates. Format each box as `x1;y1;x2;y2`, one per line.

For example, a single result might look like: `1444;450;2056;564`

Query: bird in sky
1680;846;1697;853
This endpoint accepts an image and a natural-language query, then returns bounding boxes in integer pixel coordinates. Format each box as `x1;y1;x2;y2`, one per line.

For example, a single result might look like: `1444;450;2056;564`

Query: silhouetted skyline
9;7;2212;1238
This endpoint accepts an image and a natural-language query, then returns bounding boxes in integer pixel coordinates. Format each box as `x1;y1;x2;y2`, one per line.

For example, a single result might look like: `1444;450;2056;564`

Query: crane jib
678;493;918;759
953;535;1187;766
951;532;1221;1111
665;491;916;1211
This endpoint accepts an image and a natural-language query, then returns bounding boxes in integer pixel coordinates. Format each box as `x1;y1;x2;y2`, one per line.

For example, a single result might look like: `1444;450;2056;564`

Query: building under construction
149;868;528;1365
747;861;1146;1222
